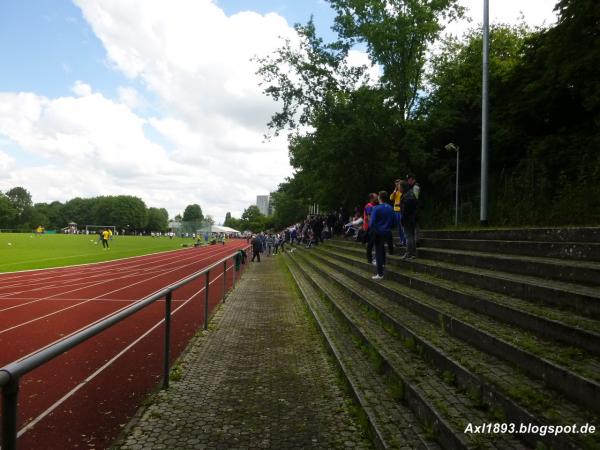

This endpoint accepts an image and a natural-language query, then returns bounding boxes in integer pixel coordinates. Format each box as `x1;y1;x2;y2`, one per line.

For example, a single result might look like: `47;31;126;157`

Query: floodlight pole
455;147;460;226
445;143;460;226
481;0;490;225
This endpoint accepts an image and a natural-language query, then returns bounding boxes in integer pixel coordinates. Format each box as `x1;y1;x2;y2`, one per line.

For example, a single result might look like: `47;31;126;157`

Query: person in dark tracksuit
251;235;262;262
400;181;419;260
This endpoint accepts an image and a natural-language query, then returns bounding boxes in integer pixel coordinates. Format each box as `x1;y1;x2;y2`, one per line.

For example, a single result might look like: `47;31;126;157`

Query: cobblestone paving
118;256;370;450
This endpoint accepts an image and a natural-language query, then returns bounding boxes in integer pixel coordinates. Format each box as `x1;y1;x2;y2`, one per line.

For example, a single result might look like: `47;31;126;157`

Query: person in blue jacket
369;191;395;280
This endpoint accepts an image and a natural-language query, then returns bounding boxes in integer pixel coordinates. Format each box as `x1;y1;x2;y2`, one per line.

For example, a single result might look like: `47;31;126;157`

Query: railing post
223;260;227;302
2;376;19;450
162;291;172;390
204;271;210;330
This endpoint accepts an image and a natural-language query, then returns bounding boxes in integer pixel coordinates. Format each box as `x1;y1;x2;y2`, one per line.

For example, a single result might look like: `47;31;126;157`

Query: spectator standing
251;235;262;262
314;216;324;244
400;181;419;260
406;173;421;242
290;227;298;245
406;173;420;199
326;213;336;237
362;193;378;264
369;191;395;280
259;232;267;254
266;233;274;256
389;179;406;246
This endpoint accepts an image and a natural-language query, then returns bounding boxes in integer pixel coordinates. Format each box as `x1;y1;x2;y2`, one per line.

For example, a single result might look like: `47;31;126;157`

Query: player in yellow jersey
389;179;406;246
101;228;110;249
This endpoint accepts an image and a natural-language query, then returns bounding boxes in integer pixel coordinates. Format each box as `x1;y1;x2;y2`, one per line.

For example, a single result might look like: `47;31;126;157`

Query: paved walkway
118;255;370;450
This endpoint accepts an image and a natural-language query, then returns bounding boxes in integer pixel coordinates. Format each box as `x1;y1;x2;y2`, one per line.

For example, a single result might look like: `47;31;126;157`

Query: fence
0;246;250;450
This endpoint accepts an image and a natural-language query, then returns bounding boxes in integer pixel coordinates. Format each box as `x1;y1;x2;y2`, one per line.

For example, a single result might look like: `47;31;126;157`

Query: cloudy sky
0;0;558;222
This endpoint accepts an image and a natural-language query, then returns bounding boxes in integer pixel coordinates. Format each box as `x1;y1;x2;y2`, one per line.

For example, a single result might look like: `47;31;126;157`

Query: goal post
85;225;117;236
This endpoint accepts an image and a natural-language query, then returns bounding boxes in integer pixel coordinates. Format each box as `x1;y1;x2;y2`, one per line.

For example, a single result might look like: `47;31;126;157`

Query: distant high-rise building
256;195;270;216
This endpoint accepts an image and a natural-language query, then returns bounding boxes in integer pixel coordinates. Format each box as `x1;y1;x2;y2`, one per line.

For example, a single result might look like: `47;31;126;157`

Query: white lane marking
16;271;226;438
4;250;237;365
0;246;231;316
0;245;227;298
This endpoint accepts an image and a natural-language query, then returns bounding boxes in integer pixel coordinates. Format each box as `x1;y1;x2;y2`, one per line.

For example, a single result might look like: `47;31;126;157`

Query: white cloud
445;0;558;37
346;50;381;85
0;1;305;221
71;80;93;97
71;0;302;219
0;150;15;172
117;86;146;110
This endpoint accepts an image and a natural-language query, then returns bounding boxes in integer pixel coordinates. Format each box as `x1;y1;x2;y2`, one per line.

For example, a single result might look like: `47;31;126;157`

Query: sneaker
371;274;384;280
372;260;377;266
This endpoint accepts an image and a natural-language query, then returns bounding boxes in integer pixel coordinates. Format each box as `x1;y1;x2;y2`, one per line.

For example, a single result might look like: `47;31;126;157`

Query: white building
256;195;270;216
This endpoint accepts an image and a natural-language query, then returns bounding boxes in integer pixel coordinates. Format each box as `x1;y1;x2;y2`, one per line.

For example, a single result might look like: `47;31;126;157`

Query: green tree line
0;186;205;233
224;206;274;233
259;0;599;228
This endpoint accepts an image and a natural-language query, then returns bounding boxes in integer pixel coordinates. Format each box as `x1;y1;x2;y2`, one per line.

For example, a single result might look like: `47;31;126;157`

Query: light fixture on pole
481;0;490;225
445;143;460;226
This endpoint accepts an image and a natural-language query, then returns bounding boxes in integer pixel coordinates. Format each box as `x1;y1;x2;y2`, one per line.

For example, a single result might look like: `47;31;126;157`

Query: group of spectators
364;174;420;280
249;216;331;262
249;173;420;281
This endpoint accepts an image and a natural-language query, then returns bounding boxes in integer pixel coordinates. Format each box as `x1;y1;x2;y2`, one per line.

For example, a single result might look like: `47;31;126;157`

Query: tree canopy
0;187;171;232
258;0;600;226
182;204;204;223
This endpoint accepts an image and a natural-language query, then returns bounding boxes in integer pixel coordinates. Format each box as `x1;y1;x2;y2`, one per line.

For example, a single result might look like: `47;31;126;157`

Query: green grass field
0;233;201;273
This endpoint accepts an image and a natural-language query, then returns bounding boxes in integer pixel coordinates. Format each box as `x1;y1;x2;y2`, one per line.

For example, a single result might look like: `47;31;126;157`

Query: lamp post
481;0;490;225
445;143;460;226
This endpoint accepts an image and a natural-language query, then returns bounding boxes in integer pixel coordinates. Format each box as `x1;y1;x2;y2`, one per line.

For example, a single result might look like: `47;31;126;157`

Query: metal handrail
0;246;249;450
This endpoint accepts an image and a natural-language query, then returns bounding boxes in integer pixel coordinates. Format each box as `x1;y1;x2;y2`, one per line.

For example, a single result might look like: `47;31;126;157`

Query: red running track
0;241;250;449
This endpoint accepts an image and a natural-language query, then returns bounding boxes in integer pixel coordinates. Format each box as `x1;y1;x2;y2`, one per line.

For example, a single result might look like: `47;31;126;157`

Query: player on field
101;228;110;249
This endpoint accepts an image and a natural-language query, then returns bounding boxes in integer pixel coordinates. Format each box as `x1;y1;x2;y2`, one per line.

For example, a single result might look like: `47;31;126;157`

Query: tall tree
182;204;204;223
240;205;267;232
0;193;17;228
146;207;169;231
328;0;463;119
61;197;96;227
5;186;32;214
256;18;366;136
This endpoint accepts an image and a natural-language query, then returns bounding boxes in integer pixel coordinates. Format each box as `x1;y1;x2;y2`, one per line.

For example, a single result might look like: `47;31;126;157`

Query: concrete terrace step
307;246;600;416
287;253;523;450
324;242;600;352
292;248;599;450
417;238;600;261
329;240;600;318
416;246;600;286
420;227;600;243
284;253;438;450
